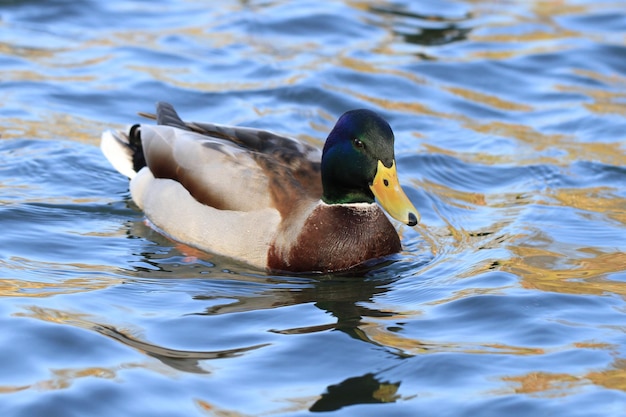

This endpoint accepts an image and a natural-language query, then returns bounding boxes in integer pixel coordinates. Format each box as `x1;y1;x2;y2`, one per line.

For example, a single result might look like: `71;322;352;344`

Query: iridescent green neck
321;186;375;205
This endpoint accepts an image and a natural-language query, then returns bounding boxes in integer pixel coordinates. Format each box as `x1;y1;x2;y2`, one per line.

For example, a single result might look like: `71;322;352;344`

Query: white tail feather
100;130;137;179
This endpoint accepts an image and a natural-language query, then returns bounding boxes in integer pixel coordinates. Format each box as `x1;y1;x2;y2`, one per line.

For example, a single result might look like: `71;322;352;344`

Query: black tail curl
128;124;147;172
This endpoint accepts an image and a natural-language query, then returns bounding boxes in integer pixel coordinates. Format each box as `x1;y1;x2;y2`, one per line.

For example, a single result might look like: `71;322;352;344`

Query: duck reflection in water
191;271;410;410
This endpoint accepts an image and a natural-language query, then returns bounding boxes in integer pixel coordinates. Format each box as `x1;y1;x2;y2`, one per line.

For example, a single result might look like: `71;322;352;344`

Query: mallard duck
101;102;419;273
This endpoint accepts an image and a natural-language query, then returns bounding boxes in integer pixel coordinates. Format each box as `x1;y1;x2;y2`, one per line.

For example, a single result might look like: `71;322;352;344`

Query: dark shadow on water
310;372;401;412
370;5;473;47
93;323;269;374
18;306;270;375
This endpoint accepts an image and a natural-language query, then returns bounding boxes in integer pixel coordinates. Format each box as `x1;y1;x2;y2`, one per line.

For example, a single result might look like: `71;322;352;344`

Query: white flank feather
100;130;137;179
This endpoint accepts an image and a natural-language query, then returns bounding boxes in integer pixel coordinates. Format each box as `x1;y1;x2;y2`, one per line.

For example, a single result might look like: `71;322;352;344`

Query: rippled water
1;1;626;416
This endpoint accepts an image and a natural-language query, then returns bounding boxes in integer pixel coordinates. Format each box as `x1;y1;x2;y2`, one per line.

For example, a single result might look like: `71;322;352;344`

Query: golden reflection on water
0;261;121;298
0;39;60;61
128;63;306;94
501;357;626;396
502;371;582;397
359;317;626;395
1;113;118;145
446;86;533;112
0;365;124;394
337;55;427;85
467;29;580;61
505;247;626;296
2;70;95;84
329;84;443;118
557;70;626;116
358;320;546;356
549;188;626;224
587;359;626;392
500;184;626;297
464;0;622;60
420;178;487;208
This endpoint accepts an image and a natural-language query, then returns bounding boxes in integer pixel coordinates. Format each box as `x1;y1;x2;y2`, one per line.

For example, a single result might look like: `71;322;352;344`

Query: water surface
1;1;626;416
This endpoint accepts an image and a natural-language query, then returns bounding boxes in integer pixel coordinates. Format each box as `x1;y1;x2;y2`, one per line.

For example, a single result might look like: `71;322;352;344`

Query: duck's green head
321;109;419;226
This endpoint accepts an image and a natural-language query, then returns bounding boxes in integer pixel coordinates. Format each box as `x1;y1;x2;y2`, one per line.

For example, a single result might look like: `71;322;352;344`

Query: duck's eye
352;138;364;148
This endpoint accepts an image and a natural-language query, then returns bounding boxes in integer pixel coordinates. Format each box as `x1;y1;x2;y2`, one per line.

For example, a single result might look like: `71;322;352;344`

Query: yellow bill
370;160;419;226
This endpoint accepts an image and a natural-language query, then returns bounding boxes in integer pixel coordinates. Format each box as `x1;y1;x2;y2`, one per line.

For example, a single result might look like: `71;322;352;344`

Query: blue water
1;1;626;416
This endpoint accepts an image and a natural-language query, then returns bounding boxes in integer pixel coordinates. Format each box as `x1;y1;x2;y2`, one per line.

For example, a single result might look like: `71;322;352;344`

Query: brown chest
268;204;401;273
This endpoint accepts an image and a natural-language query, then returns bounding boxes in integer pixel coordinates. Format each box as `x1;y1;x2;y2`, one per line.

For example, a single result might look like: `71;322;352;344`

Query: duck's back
143;102;323;212
101;103;323;268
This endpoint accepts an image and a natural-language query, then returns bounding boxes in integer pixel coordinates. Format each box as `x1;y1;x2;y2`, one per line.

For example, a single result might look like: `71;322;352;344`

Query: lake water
1;1;626;416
